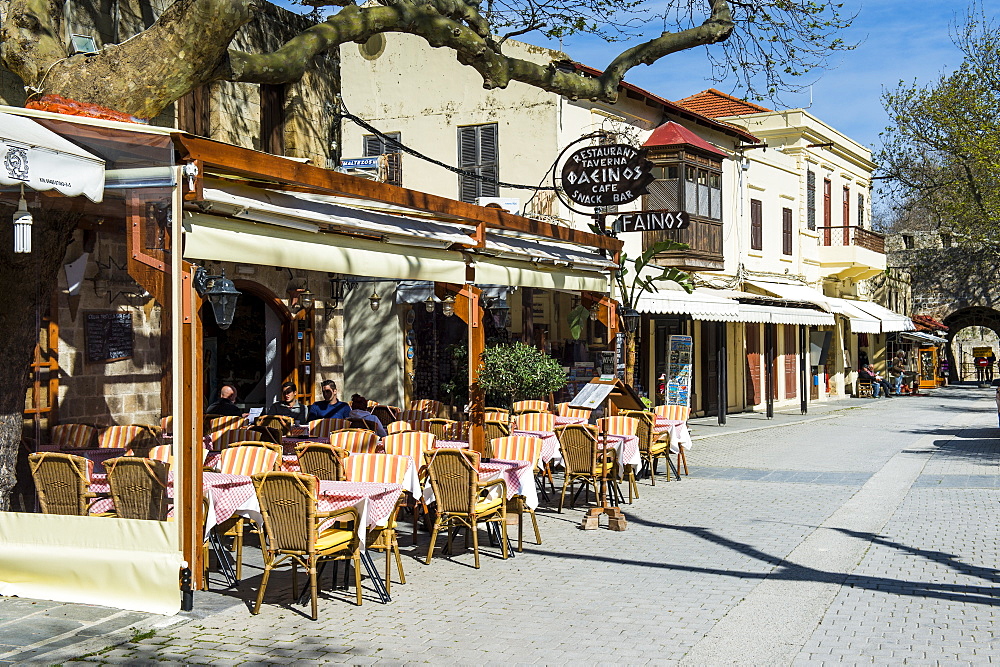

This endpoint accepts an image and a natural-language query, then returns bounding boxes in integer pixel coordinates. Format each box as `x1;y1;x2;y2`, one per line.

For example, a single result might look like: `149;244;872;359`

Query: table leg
360;551;391;603
208;528;239;589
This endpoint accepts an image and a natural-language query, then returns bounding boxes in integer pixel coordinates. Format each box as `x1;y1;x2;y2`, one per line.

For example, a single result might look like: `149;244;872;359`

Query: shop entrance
202;286;287;409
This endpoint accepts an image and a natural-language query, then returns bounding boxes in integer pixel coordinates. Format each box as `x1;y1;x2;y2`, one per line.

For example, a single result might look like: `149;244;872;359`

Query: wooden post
177;263;205;589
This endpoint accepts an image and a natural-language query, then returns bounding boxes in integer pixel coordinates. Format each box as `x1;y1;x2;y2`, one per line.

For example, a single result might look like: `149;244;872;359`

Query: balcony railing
642;217;725;271
816;226;885;254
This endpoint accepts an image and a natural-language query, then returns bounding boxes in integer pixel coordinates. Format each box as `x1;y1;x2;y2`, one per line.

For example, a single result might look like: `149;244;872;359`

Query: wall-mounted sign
340;157;379;170
84;311;133;363
612;210;690;233
561;143;654;207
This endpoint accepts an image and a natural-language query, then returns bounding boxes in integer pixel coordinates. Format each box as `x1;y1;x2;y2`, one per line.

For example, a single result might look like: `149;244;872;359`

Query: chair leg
472;522;481;569
679;449;689;475
354;555;363;606
425;518;442;564
291;561;297;597
499;517;509;560
528;508;542;545
545;463;556;493
252;564;272;615
392;533;405;585
558;475;570;512
628;467;638;502
516;500;524;553
663;452;672;481
384;542;392;595
235;519;244;580
309;561;319;621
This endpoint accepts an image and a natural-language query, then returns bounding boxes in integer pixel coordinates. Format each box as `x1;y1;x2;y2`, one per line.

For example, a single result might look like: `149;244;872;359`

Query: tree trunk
625;332;637;388
0;202;80;510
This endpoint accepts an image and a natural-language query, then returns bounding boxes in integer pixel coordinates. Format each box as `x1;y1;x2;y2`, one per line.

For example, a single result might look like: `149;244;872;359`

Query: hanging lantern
441;294;456;317
13;194;32;254
369;288;382;312
423;295;436;313
194;267;241;330
589;301;602;319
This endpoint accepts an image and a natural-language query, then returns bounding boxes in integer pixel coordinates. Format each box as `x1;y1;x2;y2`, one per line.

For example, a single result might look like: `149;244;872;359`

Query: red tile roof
674;89;773;119
568;64;759;144
911;315;949;332
643;121;728;157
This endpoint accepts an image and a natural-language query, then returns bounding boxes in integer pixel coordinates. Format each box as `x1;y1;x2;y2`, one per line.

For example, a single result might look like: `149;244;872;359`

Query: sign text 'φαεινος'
561;144;655;208
612;210;691;233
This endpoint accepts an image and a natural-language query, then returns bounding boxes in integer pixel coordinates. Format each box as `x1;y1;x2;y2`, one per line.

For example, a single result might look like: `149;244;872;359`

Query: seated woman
348;394;387;437
859;365;892;398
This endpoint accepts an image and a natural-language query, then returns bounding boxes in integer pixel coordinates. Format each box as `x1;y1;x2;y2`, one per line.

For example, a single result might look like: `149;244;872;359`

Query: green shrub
478;342;567;407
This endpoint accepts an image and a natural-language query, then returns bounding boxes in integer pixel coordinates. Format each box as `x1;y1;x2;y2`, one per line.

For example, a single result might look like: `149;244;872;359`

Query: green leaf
566;305;590;340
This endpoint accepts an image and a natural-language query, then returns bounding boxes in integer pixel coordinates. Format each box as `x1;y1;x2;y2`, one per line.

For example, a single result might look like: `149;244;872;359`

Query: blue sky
277;1;993;162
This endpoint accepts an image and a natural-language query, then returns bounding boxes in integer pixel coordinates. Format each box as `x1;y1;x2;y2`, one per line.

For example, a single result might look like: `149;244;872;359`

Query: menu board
665;335;693;407
85;311;133;363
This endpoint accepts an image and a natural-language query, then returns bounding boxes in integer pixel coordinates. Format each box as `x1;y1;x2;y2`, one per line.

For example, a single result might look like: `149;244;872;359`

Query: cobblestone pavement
6;386;999;665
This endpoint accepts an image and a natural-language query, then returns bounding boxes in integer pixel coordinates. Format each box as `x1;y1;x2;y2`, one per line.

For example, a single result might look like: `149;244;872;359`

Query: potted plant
477;342;567;409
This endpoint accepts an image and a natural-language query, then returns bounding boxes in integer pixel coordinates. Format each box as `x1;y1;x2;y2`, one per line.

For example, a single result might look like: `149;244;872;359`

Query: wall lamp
288;287;315;315
194;267;241;330
621;307;641;334
441;294;456;317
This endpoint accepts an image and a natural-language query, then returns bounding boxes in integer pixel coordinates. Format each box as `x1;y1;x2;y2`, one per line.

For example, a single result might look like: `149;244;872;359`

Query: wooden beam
173;135;622;253
177;262;205;589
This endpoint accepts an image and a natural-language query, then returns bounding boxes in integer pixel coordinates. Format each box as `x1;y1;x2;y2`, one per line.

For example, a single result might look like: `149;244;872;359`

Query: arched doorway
201;282;292;409
943;307;1000;383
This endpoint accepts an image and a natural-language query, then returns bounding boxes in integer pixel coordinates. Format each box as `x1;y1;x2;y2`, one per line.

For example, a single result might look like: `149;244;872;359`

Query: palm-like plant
614;240;694;387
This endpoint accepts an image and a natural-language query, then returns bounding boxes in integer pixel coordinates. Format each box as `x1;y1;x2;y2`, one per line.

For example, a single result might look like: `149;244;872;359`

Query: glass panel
710;187;722;220
699;184;709;216
685;181;697;214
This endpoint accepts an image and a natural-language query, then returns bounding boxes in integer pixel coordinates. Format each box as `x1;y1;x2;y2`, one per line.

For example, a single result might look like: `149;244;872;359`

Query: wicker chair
423;448;509;568
295;443;349;481
490;436;544;551
51;423;97;450
208;416;244;437
554;424;619;512
484;407;510;416
556;403;592;420
251;472;363;618
424;418;458;441
130;443;173;466
398;409;432;424
103;456;169;520
514;412;555;432
483;420;511;457
409;399;443;417
214;428;254;449
308;418;351;438
251;415;294;444
27;452;104;516
654;405;690;476
382;431;436;546
371;405;399;428
329;429;379;454
348;417;379;432
484;411;510;423
620;409;671;486
386;420;414;435
98;424;160;453
215;442;282;579
512;400;550;415
596;416;639;437
160;416;173;435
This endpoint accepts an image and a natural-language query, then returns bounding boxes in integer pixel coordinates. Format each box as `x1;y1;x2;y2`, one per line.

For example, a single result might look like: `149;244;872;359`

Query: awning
473;257;609;292
395;282;509;303
744;279;835;312
481;233;617;272
183;213;470;282
849;301;915;333
735;302;835;326
827;298;882;334
634;284;741;321
900;331;947;345
0;111;105;202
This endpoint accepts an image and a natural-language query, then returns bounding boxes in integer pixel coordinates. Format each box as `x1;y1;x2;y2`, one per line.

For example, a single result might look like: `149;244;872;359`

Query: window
843;186;850;225
458;124;499;203
857;192;865;228
363;132;402;187
902;234;914;249
806;171;816;231
363;132;401;157
750;199;763;251
260;83;285;155
782;208;793;255
822;178;832;245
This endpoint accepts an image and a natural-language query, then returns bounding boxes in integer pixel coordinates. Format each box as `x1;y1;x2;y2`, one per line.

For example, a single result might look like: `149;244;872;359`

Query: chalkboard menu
85;312;134;363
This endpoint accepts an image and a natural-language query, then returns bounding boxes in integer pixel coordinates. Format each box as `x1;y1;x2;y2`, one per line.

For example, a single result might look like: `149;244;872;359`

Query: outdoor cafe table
553;416;588;426
653;417;693;454
279;454;422;497
38;446;127;473
511;429;560;463
421;458;538;510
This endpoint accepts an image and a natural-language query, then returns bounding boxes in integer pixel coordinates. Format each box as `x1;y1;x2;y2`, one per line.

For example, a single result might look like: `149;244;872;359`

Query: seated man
348;394;387;438
206;383;244;416
867;364;893;398
308;380;351;421
267;381;308;424
857;365;881;397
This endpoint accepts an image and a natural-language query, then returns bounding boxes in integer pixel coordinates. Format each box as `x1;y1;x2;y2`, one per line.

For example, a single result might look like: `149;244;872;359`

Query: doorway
202;287;287;409
700;321;719;416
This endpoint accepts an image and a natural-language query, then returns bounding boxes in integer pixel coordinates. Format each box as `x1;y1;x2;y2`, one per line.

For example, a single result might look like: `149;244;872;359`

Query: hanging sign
561;143;654;207
612;210;690;233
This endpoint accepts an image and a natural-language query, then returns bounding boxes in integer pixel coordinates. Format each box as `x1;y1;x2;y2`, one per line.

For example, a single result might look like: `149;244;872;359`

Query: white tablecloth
654;418;692;453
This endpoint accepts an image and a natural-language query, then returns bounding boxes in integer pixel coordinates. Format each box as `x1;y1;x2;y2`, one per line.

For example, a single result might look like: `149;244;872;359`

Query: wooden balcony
815;225;886;280
642;216;725;271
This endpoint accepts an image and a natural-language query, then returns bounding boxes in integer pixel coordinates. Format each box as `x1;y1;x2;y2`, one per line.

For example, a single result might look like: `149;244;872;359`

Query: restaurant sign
612;210;690;234
561;143;654;207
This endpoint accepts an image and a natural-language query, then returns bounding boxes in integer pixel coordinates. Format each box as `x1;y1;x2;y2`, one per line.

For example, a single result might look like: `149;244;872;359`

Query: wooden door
842;186;851;244
783;325;797;399
745;323;761;406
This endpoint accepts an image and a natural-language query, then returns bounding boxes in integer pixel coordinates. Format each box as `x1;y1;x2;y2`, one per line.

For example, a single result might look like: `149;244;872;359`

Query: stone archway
943;306;1000;382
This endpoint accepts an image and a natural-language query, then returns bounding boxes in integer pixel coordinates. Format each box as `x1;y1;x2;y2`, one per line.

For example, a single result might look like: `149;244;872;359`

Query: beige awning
473;257;610;292
634;284;741;321
183;213;470;282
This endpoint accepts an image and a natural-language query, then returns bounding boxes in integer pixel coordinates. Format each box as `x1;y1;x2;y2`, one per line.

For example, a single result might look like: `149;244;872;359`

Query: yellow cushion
475;496;503;515
649;441;668;455
592;462;614;476
316;528;354;552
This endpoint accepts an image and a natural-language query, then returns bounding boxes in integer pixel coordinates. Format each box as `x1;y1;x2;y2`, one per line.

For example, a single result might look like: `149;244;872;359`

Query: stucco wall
343;281;404;407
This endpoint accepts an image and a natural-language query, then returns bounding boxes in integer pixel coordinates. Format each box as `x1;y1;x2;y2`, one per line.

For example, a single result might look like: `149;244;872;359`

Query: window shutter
857;192;864;228
479;124;498;167
457;124;498;203
458;126;478;167
782;208;791;255
783;325;797;399
746;323;761;405
823;178;832;245
806;171;816;230
750;199;763;251
363;135;382;157
260;84;285;155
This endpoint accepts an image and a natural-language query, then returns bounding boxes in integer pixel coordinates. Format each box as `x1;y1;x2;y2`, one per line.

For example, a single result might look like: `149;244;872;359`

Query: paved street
4;385;999;665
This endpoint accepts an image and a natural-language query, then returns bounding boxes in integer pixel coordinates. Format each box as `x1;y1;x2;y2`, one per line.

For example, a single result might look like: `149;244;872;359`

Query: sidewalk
0;389;995;665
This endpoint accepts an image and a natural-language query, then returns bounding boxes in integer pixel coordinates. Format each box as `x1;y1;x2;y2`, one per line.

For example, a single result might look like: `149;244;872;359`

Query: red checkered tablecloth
479;459;533;503
653;418;692;453
432;440;469;449
554;416;588;426
317;481;404;529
